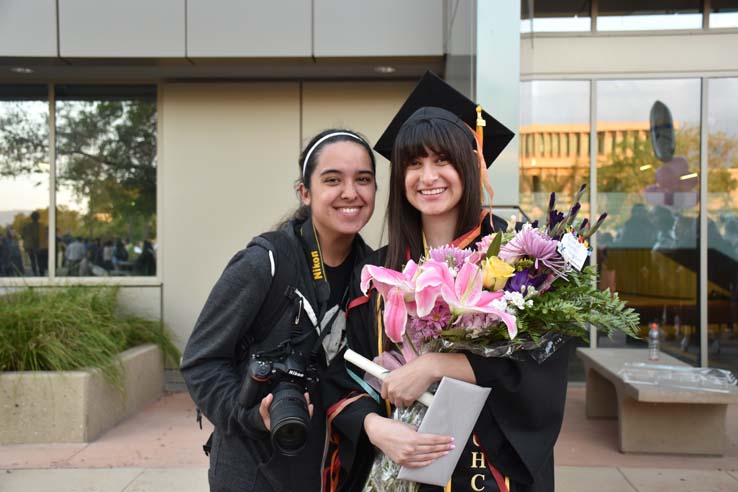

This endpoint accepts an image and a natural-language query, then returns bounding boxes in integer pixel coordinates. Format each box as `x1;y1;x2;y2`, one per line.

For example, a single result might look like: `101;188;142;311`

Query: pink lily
360;261;419;343
414;259;454;317
440;262;519;340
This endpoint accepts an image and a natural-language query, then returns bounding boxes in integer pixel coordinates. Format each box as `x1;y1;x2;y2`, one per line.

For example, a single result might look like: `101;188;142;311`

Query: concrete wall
301;81;415;248
159;81;412;347
160;82;300;348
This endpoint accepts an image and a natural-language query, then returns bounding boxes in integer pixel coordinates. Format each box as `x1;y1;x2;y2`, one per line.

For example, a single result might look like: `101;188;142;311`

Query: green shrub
0;286;180;391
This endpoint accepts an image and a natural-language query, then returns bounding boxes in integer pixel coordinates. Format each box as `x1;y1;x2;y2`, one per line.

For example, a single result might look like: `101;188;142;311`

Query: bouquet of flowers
359;185;640;491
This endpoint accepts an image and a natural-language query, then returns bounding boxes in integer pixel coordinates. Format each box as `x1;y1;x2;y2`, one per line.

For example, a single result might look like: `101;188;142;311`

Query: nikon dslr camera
238;346;316;456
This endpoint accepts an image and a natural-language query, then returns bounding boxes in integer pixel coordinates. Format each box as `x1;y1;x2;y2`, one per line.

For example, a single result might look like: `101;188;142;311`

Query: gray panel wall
314;0;444;57
59;0;185;57
445;0;475;98
0;0;57;57
4;1;446;59
187;0;311;57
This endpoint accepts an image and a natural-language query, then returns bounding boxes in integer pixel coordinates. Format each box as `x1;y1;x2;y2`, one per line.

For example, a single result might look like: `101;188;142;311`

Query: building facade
1;0;736;379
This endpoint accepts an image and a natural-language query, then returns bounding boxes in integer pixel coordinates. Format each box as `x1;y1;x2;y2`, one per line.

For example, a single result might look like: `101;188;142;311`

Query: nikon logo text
311;251;323;280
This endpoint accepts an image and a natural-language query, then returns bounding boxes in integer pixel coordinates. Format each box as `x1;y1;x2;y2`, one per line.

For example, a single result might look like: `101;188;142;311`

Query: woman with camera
181;129;377;492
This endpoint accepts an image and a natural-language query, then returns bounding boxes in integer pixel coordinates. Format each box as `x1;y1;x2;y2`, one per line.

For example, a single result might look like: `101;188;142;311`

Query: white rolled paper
344;348;434;406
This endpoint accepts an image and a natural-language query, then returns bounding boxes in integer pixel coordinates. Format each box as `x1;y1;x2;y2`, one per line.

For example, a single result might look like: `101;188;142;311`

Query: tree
0;99;157;241
598;126;738;194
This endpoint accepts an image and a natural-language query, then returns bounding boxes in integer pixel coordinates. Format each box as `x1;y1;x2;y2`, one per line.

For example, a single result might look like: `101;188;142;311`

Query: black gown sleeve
321;256;385;491
466;340;572;490
180;245;274;440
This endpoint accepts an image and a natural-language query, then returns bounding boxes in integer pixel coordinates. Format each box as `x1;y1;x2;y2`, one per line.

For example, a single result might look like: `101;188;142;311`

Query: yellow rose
481;256;515;291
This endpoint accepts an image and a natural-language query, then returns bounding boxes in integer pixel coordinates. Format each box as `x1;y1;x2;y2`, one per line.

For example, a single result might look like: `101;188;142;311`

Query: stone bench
576;347;738;455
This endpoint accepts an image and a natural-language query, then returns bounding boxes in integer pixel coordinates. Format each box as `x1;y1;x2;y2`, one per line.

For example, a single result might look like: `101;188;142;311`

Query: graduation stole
396;214;509;492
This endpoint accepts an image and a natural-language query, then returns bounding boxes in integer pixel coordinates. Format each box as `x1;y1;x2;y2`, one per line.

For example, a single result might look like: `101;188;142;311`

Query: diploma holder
343;349;491;486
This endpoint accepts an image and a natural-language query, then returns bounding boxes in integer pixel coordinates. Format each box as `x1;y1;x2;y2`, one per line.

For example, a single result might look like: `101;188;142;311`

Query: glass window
520;80;590;218
707;78;738;375
54;85;157;277
710;0;738;27
0;85;49;278
596;79;702;364
519;80;590;380
597;0;703;31
521;0;591;33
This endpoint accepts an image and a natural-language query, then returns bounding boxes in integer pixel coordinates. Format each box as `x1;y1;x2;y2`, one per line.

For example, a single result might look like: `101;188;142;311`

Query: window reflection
596;79;702;365
519;80;590;218
55;86;157;277
521;0;591;33
0;86;49;277
707;77;738;376
710;0;738;27
597;0;702;31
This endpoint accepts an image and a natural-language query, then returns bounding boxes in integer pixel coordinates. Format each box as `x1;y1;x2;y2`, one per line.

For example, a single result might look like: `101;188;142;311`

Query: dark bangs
391;118;475;172
385;117;482;270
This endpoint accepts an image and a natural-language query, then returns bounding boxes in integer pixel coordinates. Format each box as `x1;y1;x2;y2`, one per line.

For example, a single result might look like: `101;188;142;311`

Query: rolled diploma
344;348;434;406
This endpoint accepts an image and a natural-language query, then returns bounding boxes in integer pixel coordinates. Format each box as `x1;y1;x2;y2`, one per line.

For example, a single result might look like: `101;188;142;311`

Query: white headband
302;132;367;177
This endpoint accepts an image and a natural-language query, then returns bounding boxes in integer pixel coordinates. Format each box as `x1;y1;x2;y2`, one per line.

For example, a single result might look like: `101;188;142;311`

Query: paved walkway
1;387;737;491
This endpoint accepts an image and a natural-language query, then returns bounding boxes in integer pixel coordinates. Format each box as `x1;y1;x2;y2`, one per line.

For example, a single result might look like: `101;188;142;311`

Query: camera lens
269;382;309;456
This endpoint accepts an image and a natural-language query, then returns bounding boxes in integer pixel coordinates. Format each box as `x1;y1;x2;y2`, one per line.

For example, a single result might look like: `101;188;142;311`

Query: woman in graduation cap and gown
322;72;572;492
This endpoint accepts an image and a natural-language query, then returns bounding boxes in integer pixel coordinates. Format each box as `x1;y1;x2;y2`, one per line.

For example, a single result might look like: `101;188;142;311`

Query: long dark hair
278;129;376;227
385;117;480;270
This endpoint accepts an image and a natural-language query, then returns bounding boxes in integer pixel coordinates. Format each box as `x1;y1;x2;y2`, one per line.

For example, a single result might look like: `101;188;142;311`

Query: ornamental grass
0;286;180;391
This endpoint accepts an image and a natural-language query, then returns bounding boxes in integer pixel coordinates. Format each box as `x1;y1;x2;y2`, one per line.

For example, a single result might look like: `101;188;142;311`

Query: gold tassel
474;106;495;229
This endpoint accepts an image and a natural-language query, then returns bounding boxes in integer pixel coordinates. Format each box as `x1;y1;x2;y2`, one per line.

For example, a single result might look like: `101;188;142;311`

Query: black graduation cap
374;71;515;167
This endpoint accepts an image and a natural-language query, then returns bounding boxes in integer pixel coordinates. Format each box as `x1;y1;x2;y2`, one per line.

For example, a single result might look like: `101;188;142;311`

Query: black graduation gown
322;215;572;492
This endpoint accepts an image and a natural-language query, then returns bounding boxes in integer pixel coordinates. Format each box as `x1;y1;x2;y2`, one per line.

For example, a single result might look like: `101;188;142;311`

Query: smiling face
403;146;463;225
299;140;376;241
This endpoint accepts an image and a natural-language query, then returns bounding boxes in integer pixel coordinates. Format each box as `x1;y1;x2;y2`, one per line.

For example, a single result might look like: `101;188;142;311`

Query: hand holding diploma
344;348;434;406
344;349;491;486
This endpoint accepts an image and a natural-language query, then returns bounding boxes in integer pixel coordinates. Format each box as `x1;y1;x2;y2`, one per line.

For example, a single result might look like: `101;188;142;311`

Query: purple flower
429;245;473;270
407;302;451;346
548;210;565;232
499;224;569;277
505;269;547;293
548;192;556;212
499;224;556;263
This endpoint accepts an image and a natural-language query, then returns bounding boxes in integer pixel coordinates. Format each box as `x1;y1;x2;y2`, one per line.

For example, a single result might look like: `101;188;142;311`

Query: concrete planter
0;344;164;444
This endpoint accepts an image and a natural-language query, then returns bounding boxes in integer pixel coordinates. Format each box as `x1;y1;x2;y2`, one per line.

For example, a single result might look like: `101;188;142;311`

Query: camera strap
296;216;351;364
297;215;332;322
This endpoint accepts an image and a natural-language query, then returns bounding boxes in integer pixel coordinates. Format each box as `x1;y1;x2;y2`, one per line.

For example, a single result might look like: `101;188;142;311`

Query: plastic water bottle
648;322;660;361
